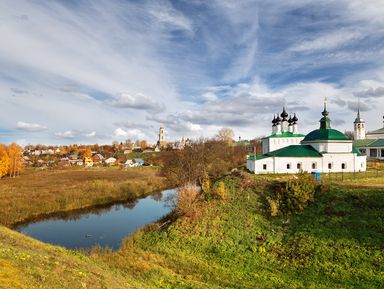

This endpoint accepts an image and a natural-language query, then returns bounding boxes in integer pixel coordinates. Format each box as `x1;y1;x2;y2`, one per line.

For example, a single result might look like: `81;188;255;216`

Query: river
15;189;176;250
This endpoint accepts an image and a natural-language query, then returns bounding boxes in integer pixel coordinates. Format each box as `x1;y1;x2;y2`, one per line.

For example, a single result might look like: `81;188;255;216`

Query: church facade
247;105;366;174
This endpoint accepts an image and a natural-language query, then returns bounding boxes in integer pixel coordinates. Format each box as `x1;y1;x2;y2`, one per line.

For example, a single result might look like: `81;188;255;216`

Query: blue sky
0;0;384;145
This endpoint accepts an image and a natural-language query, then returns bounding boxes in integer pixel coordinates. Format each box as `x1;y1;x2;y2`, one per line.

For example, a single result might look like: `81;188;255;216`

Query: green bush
267;173;318;216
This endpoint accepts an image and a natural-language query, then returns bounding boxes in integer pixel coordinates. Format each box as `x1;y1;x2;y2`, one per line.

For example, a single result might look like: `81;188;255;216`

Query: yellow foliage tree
0;144;10;178
83;146;92;158
7;143;23;178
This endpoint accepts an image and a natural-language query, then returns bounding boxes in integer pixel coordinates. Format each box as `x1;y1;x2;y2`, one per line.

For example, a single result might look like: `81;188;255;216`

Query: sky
0;0;384;145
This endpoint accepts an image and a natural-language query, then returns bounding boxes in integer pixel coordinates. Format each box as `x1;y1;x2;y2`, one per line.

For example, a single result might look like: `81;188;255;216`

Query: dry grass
0;167;166;227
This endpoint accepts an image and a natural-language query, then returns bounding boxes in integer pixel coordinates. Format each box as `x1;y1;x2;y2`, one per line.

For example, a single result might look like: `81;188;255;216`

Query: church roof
266;132;305;138
367;139;384;147
302;101;349;142
353;139;376;147
366;127;384;135
303;128;349;142
248;145;322;159
352;147;364;156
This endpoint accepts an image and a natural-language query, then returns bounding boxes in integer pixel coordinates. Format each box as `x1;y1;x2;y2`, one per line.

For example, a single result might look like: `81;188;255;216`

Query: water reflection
15;189;175;250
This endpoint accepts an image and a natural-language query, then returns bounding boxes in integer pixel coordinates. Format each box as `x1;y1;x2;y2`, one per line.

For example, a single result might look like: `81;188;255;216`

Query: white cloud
149;1;193;32
16;121;46;132
55;130;75;139
110;93;165;112
85;131;96;138
113;128;145;139
290;29;363;52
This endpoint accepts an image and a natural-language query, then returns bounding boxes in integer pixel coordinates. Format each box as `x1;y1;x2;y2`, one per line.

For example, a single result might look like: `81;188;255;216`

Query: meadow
87;172;384;288
0;166;167;227
0;167;383;288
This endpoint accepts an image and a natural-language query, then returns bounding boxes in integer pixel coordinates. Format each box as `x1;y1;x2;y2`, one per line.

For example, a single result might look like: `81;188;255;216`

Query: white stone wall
247;153;366;174
301;141;352;153
262;136;304;154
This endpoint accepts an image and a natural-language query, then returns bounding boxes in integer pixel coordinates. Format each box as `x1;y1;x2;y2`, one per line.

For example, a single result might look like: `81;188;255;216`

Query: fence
323;169;384;182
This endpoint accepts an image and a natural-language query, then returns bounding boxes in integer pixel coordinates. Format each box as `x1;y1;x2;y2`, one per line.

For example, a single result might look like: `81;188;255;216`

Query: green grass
91;175;384;288
1;169;383;288
0;225;142;289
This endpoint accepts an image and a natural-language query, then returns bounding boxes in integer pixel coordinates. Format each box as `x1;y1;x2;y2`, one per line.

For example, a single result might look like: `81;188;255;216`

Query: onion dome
272;115;277;126
288;115;293;125
292;113;298;123
280;107;288;120
275;115;281;123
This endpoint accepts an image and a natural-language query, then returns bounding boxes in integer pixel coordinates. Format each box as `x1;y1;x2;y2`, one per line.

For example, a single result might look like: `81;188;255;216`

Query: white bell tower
353;100;365;140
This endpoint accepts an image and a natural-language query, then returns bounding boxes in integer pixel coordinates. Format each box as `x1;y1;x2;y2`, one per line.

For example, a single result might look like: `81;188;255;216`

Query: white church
247;102;367;174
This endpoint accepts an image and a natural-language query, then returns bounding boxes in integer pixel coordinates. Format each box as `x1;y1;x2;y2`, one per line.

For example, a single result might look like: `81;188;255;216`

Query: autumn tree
140;140;148;150
83;146;92;158
216;127;235;144
160;139;247;187
0;144;10;178
7;143;23;178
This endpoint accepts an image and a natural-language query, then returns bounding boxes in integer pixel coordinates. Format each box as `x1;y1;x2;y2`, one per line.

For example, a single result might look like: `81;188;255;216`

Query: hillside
1;173;383;288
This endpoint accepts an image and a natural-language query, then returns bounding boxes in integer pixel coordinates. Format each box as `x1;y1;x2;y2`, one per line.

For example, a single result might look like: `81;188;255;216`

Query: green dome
303;129;349;142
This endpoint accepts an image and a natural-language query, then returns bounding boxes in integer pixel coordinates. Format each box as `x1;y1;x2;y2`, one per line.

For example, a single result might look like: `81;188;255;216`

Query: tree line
0;143;24;178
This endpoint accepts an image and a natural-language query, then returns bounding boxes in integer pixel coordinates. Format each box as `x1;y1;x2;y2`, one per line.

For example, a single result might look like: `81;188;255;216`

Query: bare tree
216;128;235;144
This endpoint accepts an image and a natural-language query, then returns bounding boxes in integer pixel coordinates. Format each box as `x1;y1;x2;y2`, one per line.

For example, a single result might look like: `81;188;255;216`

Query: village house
92;153;105;164
105;157;117;166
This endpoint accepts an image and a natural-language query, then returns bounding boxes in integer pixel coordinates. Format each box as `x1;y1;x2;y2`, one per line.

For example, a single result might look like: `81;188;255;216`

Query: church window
357;124;360;128
312;162;317;169
381;149;384;157
341;163;346;169
370;149;378;157
263;164;267;170
360;148;366;155
297;163;301;170
287;163;291;169
328;163;332;169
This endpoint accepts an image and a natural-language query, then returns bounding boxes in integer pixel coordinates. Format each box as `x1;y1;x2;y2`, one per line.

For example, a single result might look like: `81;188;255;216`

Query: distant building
247;103;366;174
155;127;167;151
353;114;384;160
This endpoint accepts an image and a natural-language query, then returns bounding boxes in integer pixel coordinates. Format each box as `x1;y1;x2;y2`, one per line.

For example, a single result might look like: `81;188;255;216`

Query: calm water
15;189;175;250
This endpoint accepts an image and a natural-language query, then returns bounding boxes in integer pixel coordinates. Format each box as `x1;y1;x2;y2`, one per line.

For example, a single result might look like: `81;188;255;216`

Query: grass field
0;168;383;288
0;166;167;227
90;174;384;288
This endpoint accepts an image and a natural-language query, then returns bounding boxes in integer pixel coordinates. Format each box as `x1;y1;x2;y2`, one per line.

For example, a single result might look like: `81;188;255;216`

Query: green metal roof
247;154;269;160
302;129;349;142
248;145;322;160
267;132;306;138
265;145;322;157
367;139;384;147
352;147;364;156
353;139;375;147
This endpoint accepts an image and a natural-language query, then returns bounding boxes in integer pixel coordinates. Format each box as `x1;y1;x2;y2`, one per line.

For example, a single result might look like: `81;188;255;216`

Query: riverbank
1;172;383;288
0;167;167;227
91;174;384;288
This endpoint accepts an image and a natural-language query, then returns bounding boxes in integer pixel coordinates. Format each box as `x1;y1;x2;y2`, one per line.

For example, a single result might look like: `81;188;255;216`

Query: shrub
267;173;317;216
212;181;227;200
175;183;200;217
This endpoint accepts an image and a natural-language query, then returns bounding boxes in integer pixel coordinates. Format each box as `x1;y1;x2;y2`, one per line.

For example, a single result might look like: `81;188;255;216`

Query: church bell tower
353;102;365;140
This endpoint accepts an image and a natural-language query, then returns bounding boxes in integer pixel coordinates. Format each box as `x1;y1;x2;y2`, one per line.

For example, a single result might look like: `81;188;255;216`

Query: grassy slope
1;172;383;288
0;167;166;227
0;225;144;289
93;175;384;288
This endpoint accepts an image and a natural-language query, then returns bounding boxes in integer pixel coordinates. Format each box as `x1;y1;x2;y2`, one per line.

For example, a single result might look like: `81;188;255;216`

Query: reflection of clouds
14;189;177;230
